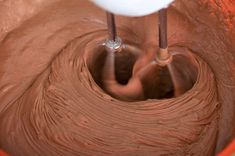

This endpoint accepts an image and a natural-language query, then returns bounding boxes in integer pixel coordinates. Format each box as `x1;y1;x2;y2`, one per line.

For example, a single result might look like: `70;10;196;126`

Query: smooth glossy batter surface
0;0;234;155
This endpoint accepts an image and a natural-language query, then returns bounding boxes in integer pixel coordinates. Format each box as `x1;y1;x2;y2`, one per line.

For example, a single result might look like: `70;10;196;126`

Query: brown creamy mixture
0;0;234;155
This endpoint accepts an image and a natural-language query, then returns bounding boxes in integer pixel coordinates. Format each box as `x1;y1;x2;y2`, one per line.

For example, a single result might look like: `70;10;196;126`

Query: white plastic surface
90;0;174;17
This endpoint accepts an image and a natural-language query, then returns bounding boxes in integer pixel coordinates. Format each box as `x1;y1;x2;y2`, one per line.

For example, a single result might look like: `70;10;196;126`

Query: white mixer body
90;0;174;16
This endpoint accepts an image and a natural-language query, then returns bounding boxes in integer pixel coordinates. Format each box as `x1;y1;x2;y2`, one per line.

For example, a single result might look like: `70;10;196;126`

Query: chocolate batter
0;0;234;155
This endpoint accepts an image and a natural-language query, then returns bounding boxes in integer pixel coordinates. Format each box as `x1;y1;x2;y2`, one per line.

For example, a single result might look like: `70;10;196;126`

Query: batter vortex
0;28;219;155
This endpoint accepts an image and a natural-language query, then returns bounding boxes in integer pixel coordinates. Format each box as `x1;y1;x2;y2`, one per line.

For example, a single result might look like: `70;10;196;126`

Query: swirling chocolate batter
0;0;234;155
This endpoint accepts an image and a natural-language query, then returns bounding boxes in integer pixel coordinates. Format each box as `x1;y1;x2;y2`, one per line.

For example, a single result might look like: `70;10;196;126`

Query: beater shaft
159;8;168;49
106;12;117;41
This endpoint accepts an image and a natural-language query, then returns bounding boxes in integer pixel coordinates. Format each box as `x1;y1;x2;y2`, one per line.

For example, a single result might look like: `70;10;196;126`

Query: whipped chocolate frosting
0;0;234;155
